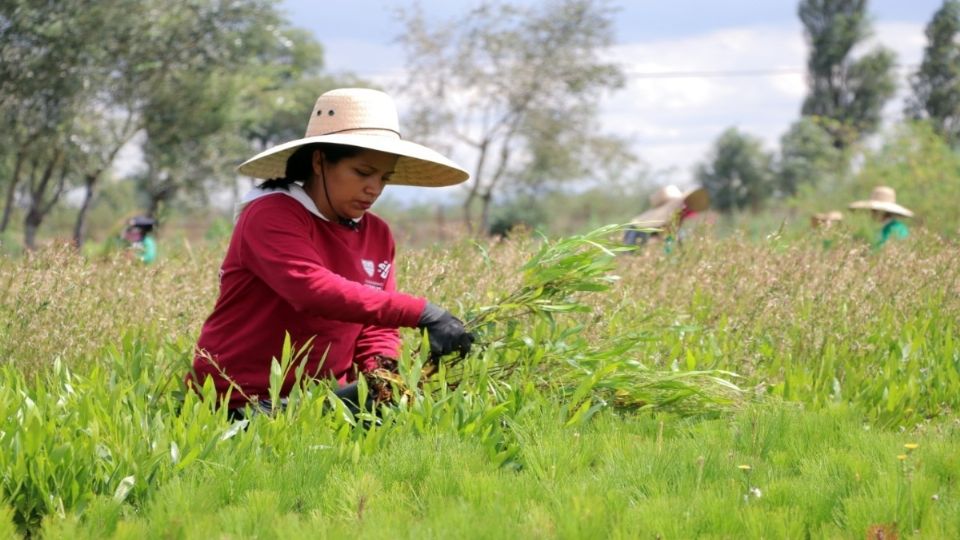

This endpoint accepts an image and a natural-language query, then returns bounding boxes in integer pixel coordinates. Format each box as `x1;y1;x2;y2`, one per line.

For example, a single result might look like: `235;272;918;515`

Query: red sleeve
237;197;425;328
354;325;401;373
354;242;404;372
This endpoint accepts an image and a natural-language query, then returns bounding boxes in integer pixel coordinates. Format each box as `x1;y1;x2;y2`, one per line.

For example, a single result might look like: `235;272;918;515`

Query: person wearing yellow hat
188;88;475;417
810;210;843;229
624;184;710;252
848;186;913;248
809;210;844;250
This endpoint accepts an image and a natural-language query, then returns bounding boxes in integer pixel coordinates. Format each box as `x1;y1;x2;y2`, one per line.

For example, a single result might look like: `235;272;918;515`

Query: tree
908;0;960;145
236;27;333;153
0;0;301;248
138;17;352;217
799;0;897;148
0;0;105;246
776;117;845;196
397;0;626;233
233;27;364;199
0;0;288;246
120;0;287;220
854;121;960;237
696;128;774;212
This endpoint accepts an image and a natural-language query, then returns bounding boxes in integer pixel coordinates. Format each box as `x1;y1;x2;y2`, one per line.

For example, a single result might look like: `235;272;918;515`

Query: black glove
417;302;475;360
332;382;366;414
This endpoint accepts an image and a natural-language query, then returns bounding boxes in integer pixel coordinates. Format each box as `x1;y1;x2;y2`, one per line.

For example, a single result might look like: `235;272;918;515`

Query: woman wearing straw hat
623;184;709;252
810;210;843;229
190;88;474;416
809;210;844;250
848;186;913;248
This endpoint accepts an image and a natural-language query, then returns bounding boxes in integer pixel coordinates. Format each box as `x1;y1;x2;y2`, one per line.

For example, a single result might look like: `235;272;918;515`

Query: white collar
234;183;361;226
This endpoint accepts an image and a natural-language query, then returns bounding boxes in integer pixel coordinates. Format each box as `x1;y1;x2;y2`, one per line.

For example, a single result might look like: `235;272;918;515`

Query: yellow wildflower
738;465;752;471
904;443;919;451
897;454;908;461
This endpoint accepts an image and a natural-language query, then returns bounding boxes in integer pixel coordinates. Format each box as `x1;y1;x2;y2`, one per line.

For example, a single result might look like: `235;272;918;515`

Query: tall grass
3;227;957;424
0;225;958;536
605;229;960;427
0;244;220;376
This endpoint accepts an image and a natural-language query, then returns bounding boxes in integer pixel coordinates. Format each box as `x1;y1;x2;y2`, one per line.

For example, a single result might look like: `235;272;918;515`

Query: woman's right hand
417;303;475;360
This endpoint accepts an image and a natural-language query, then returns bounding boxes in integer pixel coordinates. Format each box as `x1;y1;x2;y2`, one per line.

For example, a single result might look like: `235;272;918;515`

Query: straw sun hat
630;185;710;228
810;210;843;228
848;186;914;218
237;88;469;187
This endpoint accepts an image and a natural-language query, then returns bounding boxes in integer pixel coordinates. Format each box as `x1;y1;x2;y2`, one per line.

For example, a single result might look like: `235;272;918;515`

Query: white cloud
329;20;929;202
595;20;928;186
871;22;931;124
868;21;928;61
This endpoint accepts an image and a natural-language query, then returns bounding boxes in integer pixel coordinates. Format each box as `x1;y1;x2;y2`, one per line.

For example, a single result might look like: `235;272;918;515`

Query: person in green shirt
848;186;913;248
122;216;157;264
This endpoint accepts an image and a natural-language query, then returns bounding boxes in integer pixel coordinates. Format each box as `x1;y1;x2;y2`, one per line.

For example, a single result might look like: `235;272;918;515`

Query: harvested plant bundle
367;225;744;417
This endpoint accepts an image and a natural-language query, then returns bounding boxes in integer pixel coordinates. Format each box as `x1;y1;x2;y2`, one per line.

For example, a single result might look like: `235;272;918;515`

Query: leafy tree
512;115;639;196
232;27;365;201
236;27;336;153
138;73;242;217
820;121;960;237
776;117;845;196
0;0;109;247
0;0;311;248
397;0;626;233
908;0;960;145
799;0;897;148
131;0;287;218
696;128;775;212
138;16;360;217
21;142;72;250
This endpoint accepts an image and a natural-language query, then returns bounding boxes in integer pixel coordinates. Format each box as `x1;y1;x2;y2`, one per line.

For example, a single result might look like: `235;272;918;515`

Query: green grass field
0;226;958;538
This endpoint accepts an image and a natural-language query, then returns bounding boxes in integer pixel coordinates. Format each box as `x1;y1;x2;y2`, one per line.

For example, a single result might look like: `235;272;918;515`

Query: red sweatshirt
191;192;426;408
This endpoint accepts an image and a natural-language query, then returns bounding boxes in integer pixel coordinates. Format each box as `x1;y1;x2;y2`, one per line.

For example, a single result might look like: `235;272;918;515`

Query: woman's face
312;149;398;220
124;227;143;242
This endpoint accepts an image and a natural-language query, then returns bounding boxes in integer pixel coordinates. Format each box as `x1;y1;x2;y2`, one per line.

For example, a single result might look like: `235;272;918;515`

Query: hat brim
849;200;913;217
130;216;156;227
631;200;683;228
237;134;469;188
631;187;708;228
682;187;710;212
813;212;843;222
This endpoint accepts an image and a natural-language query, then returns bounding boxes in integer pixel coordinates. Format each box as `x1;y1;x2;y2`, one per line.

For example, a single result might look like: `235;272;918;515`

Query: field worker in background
122;216;157;264
189;88;474;418
623;184;710;253
810;210;843;229
810;210;844;250
848;186;913;248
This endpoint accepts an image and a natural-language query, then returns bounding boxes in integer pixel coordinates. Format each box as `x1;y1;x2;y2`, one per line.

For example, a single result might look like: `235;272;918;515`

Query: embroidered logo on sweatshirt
377;261;391;279
361;259;375;277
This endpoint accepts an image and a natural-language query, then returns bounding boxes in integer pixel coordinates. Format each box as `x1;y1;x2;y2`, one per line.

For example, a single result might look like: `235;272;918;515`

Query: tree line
2;0;959;249
0;0;355;249
698;0;960;213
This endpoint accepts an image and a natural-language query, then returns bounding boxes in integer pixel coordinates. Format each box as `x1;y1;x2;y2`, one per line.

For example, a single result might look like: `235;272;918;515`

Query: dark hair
257;143;366;191
127;216;155;234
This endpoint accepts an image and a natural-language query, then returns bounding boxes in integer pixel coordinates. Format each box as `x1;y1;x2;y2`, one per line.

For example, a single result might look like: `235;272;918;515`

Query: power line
625;67;803;79
623;64;919;80
358;64;921;81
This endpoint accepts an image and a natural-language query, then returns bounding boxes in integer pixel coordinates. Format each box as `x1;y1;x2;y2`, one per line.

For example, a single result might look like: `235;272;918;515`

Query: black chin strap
319;158;360;231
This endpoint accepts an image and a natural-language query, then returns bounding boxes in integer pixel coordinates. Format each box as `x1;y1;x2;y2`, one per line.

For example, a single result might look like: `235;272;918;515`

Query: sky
278;0;947;204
